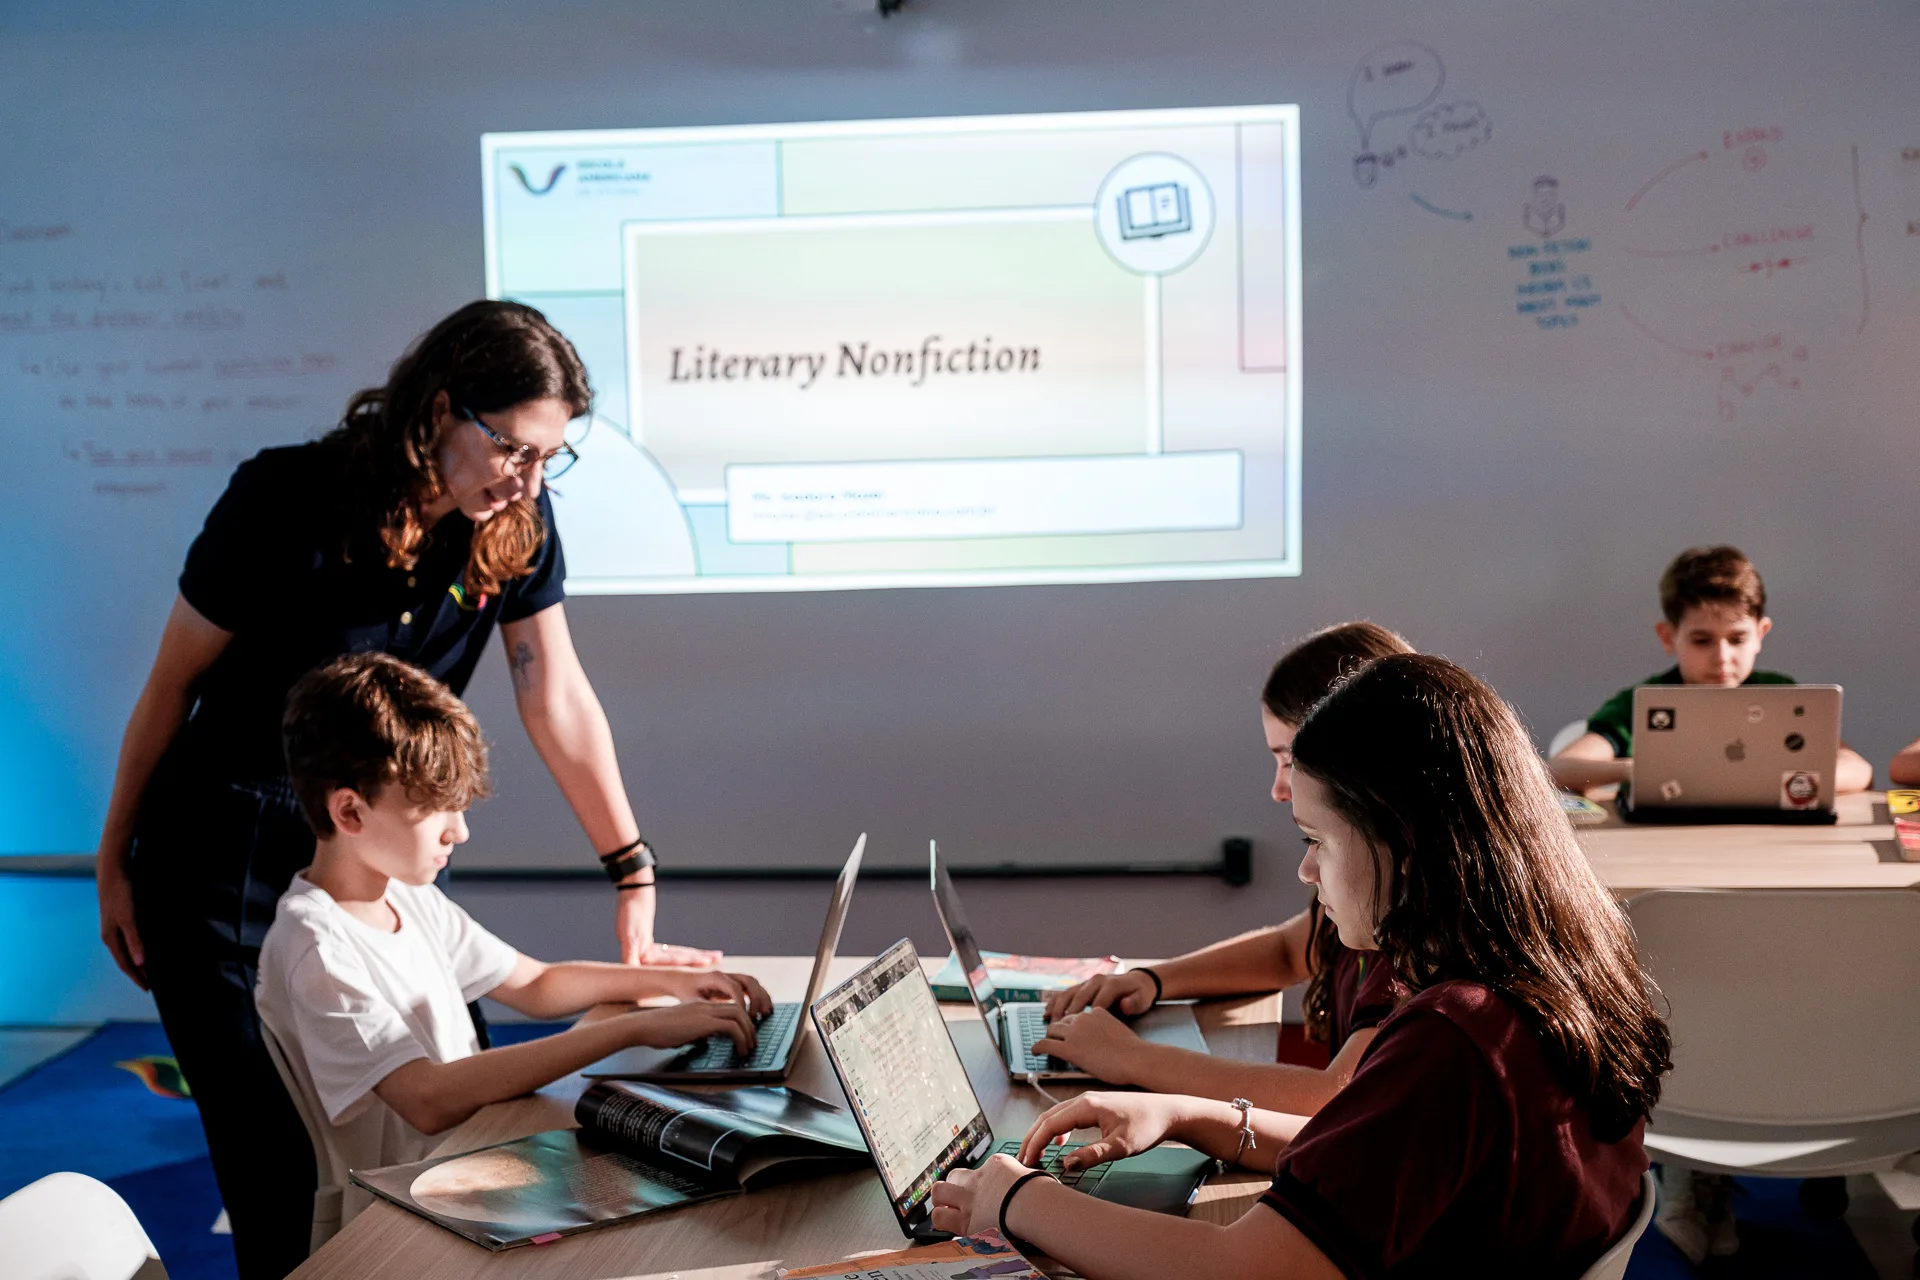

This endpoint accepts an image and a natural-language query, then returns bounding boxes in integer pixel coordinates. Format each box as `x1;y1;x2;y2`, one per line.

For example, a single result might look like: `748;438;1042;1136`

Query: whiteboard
2;0;1915;871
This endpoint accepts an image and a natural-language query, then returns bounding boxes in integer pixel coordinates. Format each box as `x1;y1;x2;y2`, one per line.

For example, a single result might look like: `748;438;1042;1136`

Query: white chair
260;1019;347;1254
1546;718;1590;758
0;1172;168;1280
1625;890;1920;1194
1580;1169;1657;1280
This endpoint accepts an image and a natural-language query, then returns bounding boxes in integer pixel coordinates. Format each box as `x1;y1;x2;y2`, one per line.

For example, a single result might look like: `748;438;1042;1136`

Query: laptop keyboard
681;1002;798;1071
994;1140;1109;1193
1011;1005;1068;1072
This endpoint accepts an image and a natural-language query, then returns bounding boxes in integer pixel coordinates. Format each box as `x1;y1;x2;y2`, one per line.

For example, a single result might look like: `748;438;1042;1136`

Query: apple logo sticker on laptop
1725;739;1746;763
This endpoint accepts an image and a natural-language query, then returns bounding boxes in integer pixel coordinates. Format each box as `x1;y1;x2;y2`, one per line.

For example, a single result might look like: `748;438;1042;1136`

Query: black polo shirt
175;441;566;781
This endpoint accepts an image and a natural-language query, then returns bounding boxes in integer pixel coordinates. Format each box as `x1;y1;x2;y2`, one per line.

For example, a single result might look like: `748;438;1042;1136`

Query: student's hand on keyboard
1043;969;1158;1020
619;1001;757;1054
1017;1090;1186;1171
650;968;775;1017
1031;1006;1147;1084
929;1152;1029;1239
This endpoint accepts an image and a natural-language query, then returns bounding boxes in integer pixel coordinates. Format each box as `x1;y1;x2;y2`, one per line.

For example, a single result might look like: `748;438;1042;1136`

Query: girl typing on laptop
1038;622;1411;1115
929;655;1671;1279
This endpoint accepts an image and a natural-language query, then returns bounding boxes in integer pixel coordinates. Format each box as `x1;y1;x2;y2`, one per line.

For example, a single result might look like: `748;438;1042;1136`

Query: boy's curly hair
1659;545;1766;624
282;653;490;837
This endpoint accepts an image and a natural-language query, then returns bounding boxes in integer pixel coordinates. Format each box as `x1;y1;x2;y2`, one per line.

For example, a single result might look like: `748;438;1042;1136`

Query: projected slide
482;105;1301;592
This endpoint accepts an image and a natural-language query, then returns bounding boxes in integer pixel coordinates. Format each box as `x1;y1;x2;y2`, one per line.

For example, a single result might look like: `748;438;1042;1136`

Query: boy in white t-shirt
255;652;770;1208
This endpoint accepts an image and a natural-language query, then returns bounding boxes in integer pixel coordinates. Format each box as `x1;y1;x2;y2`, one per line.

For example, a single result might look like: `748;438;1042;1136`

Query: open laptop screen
812;938;994;1222
930;842;1004;1017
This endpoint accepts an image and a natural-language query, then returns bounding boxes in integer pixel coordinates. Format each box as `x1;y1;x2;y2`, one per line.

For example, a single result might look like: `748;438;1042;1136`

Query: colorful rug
0;1020;564;1280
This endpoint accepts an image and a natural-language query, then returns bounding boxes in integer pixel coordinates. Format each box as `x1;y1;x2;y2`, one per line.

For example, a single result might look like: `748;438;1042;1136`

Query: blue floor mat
0;1020;568;1280
1624;1172;1879;1278
109;1157;235;1280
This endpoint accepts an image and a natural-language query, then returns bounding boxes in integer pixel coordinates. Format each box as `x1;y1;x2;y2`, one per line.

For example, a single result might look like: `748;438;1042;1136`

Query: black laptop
810;936;1211;1241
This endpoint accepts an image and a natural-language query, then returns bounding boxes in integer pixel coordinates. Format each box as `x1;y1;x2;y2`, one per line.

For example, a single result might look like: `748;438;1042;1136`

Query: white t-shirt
255;873;520;1179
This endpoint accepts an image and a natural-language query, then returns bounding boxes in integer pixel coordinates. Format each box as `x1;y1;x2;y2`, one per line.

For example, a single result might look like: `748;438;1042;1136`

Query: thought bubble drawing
1347;42;1445;186
1410;101;1492;160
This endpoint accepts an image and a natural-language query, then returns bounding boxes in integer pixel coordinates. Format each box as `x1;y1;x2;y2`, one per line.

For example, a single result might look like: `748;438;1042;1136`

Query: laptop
1623;685;1842;825
582;834;865;1081
810;937;1212;1241
930;841;1211;1080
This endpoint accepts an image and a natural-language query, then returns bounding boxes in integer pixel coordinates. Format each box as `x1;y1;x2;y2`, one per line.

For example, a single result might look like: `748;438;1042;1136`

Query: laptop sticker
1647;707;1676;731
1780;771;1822;810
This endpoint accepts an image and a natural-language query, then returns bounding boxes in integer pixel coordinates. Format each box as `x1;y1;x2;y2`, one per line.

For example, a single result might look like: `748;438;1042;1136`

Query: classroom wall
4;0;1918;1019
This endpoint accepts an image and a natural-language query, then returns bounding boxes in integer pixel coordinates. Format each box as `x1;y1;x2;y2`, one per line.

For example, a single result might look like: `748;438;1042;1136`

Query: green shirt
1586;666;1796;758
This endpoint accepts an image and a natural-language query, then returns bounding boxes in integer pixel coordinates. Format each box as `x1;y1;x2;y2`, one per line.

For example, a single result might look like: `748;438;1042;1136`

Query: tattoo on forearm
508;640;536;691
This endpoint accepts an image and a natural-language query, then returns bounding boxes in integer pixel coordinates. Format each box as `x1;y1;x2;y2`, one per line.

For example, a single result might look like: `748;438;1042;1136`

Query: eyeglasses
462;407;579;479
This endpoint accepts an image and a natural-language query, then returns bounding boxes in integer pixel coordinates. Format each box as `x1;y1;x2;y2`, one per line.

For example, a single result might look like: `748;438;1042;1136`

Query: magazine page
780;1231;1047;1280
350;1128;727;1250
577;1081;866;1181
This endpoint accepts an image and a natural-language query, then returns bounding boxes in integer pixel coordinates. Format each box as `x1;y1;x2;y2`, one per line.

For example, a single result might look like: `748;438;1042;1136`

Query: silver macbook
810;937;1211;1241
582;833;865;1081
930;840;1211;1080
1625;685;1841;825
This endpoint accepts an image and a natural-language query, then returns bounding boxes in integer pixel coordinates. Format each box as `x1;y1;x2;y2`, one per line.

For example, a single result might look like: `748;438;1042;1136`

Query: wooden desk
291;956;1278;1280
1580;792;1917;895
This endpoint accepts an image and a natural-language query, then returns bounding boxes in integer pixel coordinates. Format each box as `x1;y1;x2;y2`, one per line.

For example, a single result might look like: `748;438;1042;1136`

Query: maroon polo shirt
1262;981;1647;1279
1325;945;1402;1055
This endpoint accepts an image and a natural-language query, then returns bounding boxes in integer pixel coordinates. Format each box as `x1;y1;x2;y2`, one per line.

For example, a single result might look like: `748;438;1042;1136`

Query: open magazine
351;1080;869;1250
781;1231;1049;1280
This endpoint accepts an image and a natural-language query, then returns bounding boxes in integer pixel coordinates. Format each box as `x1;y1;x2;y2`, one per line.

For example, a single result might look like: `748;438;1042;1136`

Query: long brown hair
325;301;592;596
1261;621;1413;1042
1291;654;1670;1140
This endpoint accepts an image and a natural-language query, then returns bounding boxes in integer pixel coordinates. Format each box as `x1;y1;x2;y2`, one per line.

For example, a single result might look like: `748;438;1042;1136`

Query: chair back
1547;718;1591;758
259;1016;347;1252
0;1172;168;1280
1626;889;1920;1124
1578;1170;1656;1280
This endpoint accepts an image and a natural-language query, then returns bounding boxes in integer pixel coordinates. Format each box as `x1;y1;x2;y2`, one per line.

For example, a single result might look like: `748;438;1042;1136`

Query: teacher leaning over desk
92;300;722;1280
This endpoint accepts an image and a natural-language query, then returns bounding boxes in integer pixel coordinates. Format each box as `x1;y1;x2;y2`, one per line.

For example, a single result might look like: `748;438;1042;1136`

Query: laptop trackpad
579;1042;699;1078
1093;1146;1212;1211
1130;1004;1211;1055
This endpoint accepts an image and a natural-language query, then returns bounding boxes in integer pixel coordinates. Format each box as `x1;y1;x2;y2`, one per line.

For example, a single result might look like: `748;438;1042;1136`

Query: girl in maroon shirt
1038;622;1411;1117
931;654;1672;1280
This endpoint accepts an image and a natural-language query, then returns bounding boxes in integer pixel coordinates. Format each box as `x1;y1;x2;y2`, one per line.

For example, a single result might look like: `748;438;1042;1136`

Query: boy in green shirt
1551;544;1872;798
1551;545;1871;1263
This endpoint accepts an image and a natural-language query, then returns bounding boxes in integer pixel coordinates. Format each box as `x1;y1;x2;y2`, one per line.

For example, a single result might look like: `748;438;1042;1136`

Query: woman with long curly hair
92;300;720;1278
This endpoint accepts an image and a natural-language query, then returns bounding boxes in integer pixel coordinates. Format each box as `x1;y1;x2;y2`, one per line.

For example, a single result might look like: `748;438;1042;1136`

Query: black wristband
999;1169;1053;1253
599;838;657;884
1136;966;1164;1006
614;881;651;892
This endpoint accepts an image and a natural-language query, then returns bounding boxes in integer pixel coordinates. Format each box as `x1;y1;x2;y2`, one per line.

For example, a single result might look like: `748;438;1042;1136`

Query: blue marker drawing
1409;192;1472;221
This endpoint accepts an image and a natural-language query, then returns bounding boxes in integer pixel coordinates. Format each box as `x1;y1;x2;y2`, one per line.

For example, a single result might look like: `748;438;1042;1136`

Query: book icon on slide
1118;181;1192;239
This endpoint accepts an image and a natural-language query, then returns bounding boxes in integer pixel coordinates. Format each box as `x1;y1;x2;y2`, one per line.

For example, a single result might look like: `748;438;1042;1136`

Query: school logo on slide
509;163;566;195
